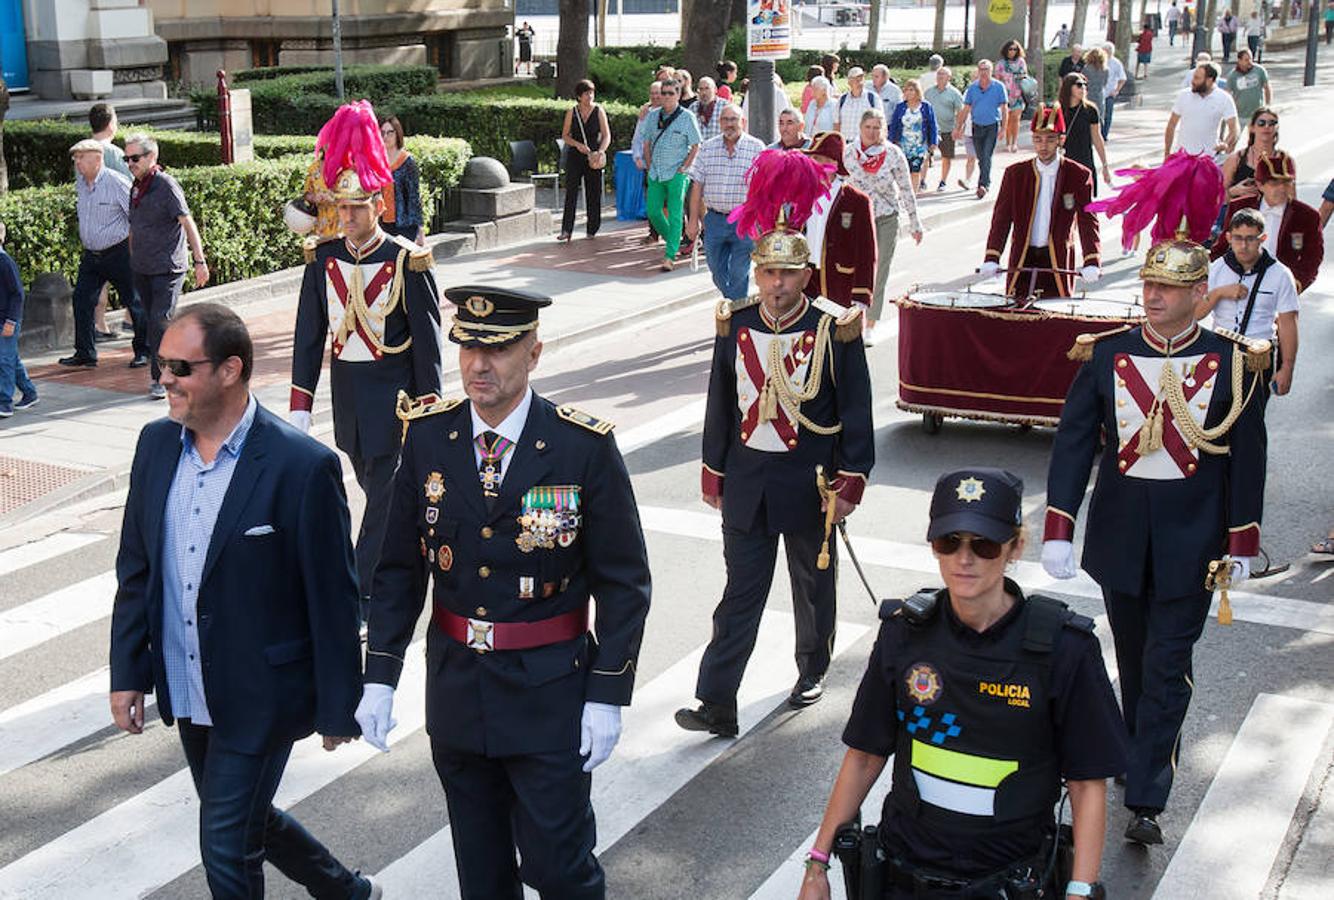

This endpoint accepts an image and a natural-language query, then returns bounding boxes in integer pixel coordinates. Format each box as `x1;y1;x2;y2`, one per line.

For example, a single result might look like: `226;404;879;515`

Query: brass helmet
1139;215;1209;287
750;209;810;270
330;167;380;204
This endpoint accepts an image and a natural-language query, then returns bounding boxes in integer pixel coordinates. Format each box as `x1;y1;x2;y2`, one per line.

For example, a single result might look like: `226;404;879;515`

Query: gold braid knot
760;314;843;436
1158;349;1256;455
334;247;412;355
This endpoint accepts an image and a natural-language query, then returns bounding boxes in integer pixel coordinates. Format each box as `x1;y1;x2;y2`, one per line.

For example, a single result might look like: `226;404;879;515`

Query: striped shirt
76;166;131;251
161;395;257;725
688;133;765;213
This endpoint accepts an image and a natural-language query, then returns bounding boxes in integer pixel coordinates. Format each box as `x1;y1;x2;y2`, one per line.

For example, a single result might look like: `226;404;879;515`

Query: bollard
218;69;234;165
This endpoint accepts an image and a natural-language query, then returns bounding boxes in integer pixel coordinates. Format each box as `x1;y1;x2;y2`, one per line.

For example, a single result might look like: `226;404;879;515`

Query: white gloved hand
978;261;1001;278
1079;265;1101;284
288;410;312;434
1229;556;1252;585
1041;540;1078;580
355;683;396;752
579;701;622;773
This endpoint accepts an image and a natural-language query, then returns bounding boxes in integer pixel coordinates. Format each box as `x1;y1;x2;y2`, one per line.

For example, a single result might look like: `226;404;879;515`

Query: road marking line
373;612;871;897
0;640;428;900
1152;693;1334;900
617;397;709;454
636;505;1334;636
0;572;116;662
0;667;156;778
0;533;103;577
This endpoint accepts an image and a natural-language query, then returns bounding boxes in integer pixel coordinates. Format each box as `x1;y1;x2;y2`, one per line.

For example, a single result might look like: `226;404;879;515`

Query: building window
427;33;456;78
251;40;281;69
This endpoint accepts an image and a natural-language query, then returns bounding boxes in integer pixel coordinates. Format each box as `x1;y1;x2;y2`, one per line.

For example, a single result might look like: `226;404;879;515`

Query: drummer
979;105;1102;300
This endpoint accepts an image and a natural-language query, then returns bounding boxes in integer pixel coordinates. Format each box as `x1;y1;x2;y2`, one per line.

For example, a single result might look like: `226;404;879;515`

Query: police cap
444;285;552;347
926;468;1024;544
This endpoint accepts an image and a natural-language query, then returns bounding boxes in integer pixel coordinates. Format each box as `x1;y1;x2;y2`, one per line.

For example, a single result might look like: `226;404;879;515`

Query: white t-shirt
1171;87;1237;155
1206;254;1299;338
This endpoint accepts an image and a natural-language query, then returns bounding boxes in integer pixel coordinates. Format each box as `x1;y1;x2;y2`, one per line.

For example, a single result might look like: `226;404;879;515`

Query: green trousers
646;172;689;260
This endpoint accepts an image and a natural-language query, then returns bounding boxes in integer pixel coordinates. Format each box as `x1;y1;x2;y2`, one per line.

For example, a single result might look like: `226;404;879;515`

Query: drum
906;290;1011;309
1031;297;1144;321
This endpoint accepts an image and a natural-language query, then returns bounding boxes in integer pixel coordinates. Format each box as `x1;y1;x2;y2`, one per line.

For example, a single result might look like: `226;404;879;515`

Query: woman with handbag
559;79;612;241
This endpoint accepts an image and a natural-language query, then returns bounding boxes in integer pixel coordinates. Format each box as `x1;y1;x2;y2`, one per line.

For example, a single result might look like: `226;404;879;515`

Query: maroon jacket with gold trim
802;181;877;308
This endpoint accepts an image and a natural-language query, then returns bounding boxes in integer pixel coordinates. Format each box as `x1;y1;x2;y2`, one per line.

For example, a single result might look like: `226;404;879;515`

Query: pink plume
1085;150;1224;251
727;149;835;240
317;101;393;192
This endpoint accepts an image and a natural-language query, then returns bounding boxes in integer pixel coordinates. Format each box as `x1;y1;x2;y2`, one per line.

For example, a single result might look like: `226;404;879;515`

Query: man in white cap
838;66;882;140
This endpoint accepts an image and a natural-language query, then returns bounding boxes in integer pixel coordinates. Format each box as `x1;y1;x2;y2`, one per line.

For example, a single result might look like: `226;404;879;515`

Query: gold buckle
466;618;494;654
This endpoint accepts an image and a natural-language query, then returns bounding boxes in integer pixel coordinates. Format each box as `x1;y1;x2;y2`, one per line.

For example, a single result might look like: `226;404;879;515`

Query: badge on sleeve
840;212;853;229
424;472;446;503
1291;233;1304;251
1062;192;1075;211
906;662;944;705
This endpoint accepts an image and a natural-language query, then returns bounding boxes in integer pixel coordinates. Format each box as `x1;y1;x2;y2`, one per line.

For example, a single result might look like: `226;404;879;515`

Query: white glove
288;409;312;434
1229;556;1252;585
1079;265;1101;284
1041;540;1078;580
978;261;1001;278
579;701;622;773
355;683;396;752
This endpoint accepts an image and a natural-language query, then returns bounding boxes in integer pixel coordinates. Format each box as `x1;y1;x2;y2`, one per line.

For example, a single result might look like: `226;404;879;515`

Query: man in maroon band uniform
1211;151;1324;294
799;131;878;308
979;105;1102;299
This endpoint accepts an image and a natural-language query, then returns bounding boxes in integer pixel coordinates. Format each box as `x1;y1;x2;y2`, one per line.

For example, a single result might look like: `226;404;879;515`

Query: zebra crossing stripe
0;532;102;577
0;572;117;662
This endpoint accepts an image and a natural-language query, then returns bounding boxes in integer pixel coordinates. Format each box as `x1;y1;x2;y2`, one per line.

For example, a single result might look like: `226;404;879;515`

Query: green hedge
0;136;470;290
3;121;320;190
193;65;439;131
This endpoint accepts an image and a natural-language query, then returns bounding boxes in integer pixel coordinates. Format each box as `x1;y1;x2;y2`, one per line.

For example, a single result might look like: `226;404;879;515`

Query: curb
0;465;132;531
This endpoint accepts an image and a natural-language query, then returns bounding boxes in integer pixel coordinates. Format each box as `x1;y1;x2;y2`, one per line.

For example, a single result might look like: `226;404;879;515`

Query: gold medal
424;471;445;503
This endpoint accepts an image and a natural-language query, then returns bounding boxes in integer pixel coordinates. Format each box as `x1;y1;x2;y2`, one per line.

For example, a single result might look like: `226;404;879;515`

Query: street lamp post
332;0;345;101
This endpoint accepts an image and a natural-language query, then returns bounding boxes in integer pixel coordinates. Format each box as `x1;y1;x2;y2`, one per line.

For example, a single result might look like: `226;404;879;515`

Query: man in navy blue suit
109;303;379;899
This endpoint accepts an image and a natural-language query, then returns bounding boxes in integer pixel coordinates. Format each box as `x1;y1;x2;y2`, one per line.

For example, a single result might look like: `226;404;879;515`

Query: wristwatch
1066;881;1105;899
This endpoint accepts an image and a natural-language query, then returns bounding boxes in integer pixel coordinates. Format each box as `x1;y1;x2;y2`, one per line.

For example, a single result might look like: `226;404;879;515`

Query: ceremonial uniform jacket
366;394;652;757
290;231;443;460
702;296;875;534
1044;323;1267;599
803;182;877;308
985;156;1100;298
1211;197;1324;293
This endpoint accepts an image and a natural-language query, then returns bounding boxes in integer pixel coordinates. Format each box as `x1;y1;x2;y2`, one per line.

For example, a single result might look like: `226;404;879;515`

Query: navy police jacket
702;296;875;534
289;231;443;460
1044;323;1267;599
366;393;652;757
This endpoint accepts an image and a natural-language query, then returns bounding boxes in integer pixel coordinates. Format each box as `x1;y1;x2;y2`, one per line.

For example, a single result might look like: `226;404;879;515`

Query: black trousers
178;722;363;900
695;507;837;705
432;742;604;899
1103;583;1213;814
562;156;603;237
72;241;145;360
348;448;397;602
134;271;186;382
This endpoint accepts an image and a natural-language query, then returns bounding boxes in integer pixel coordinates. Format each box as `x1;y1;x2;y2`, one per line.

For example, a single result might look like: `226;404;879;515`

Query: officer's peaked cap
927;468;1024;544
445;285;552;347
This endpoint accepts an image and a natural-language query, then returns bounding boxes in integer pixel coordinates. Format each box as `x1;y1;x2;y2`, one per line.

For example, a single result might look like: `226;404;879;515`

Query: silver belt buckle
466;618;494;654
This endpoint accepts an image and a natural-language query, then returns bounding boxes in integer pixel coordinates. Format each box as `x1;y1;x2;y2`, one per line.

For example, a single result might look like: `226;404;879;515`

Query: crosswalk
0;512;1330;899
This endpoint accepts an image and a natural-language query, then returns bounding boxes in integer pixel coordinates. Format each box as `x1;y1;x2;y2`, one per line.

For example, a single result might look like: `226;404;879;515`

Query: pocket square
244;525;276;536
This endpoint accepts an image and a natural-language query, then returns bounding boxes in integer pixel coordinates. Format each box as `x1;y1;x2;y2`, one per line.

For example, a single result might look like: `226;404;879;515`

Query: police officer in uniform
676;215;874;736
1042;222;1268;845
288;128;443;616
355;287;651;899
799;469;1126;900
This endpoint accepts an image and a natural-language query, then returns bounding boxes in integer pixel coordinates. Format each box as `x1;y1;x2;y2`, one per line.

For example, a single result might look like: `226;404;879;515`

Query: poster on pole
747;0;792;61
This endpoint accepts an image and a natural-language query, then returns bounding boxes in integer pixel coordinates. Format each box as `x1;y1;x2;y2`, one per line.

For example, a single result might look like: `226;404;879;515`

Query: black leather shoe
1125;813;1163;845
674;702;738;738
788;675;825;708
128;355;149;368
58;355;97;367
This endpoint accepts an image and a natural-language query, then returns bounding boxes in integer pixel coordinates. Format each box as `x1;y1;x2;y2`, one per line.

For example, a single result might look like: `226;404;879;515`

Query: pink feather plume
1085;150;1224;251
317;101;393;192
727;149;835;240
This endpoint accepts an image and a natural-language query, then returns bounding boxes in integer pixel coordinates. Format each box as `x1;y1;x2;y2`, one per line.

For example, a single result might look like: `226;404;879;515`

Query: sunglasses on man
930;533;1012;560
124;153;150;164
156;356;216;378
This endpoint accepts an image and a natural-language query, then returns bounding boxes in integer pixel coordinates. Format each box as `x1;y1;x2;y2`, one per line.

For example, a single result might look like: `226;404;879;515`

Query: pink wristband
808;848;830;864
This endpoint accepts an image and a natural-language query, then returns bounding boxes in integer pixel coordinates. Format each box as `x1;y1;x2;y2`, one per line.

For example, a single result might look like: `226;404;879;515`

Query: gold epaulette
395;390;462;431
1213;327;1273;373
556;404;615;435
715;295;761;336
833;307;863;343
391;235;434;272
301;237;317;265
1066;324;1134;362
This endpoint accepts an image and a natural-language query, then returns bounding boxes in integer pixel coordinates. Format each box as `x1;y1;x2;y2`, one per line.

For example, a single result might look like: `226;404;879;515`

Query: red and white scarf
851;140;889;175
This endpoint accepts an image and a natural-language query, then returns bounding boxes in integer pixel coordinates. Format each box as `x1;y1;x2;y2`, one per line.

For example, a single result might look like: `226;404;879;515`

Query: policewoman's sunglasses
156;356;215;378
930;533;1010;560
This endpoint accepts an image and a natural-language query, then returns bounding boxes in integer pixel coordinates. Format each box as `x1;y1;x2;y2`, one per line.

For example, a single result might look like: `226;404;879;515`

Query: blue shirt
643;105;702;183
161;395;257;725
963;79;1009;126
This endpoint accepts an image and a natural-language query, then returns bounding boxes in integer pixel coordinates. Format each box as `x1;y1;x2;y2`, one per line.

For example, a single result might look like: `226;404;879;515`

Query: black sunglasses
156;356;215;378
124;153;149;163
1073;80;1088;87
1254;118;1278;126
930;533;1009;560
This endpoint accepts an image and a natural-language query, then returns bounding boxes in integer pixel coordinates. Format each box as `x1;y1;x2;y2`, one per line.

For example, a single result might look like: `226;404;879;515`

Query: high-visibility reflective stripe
910;739;1019;788
912;769;995;816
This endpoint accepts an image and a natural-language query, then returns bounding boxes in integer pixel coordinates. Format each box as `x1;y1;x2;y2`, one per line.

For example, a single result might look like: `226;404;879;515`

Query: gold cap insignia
956;477;986;503
465;295;495;318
